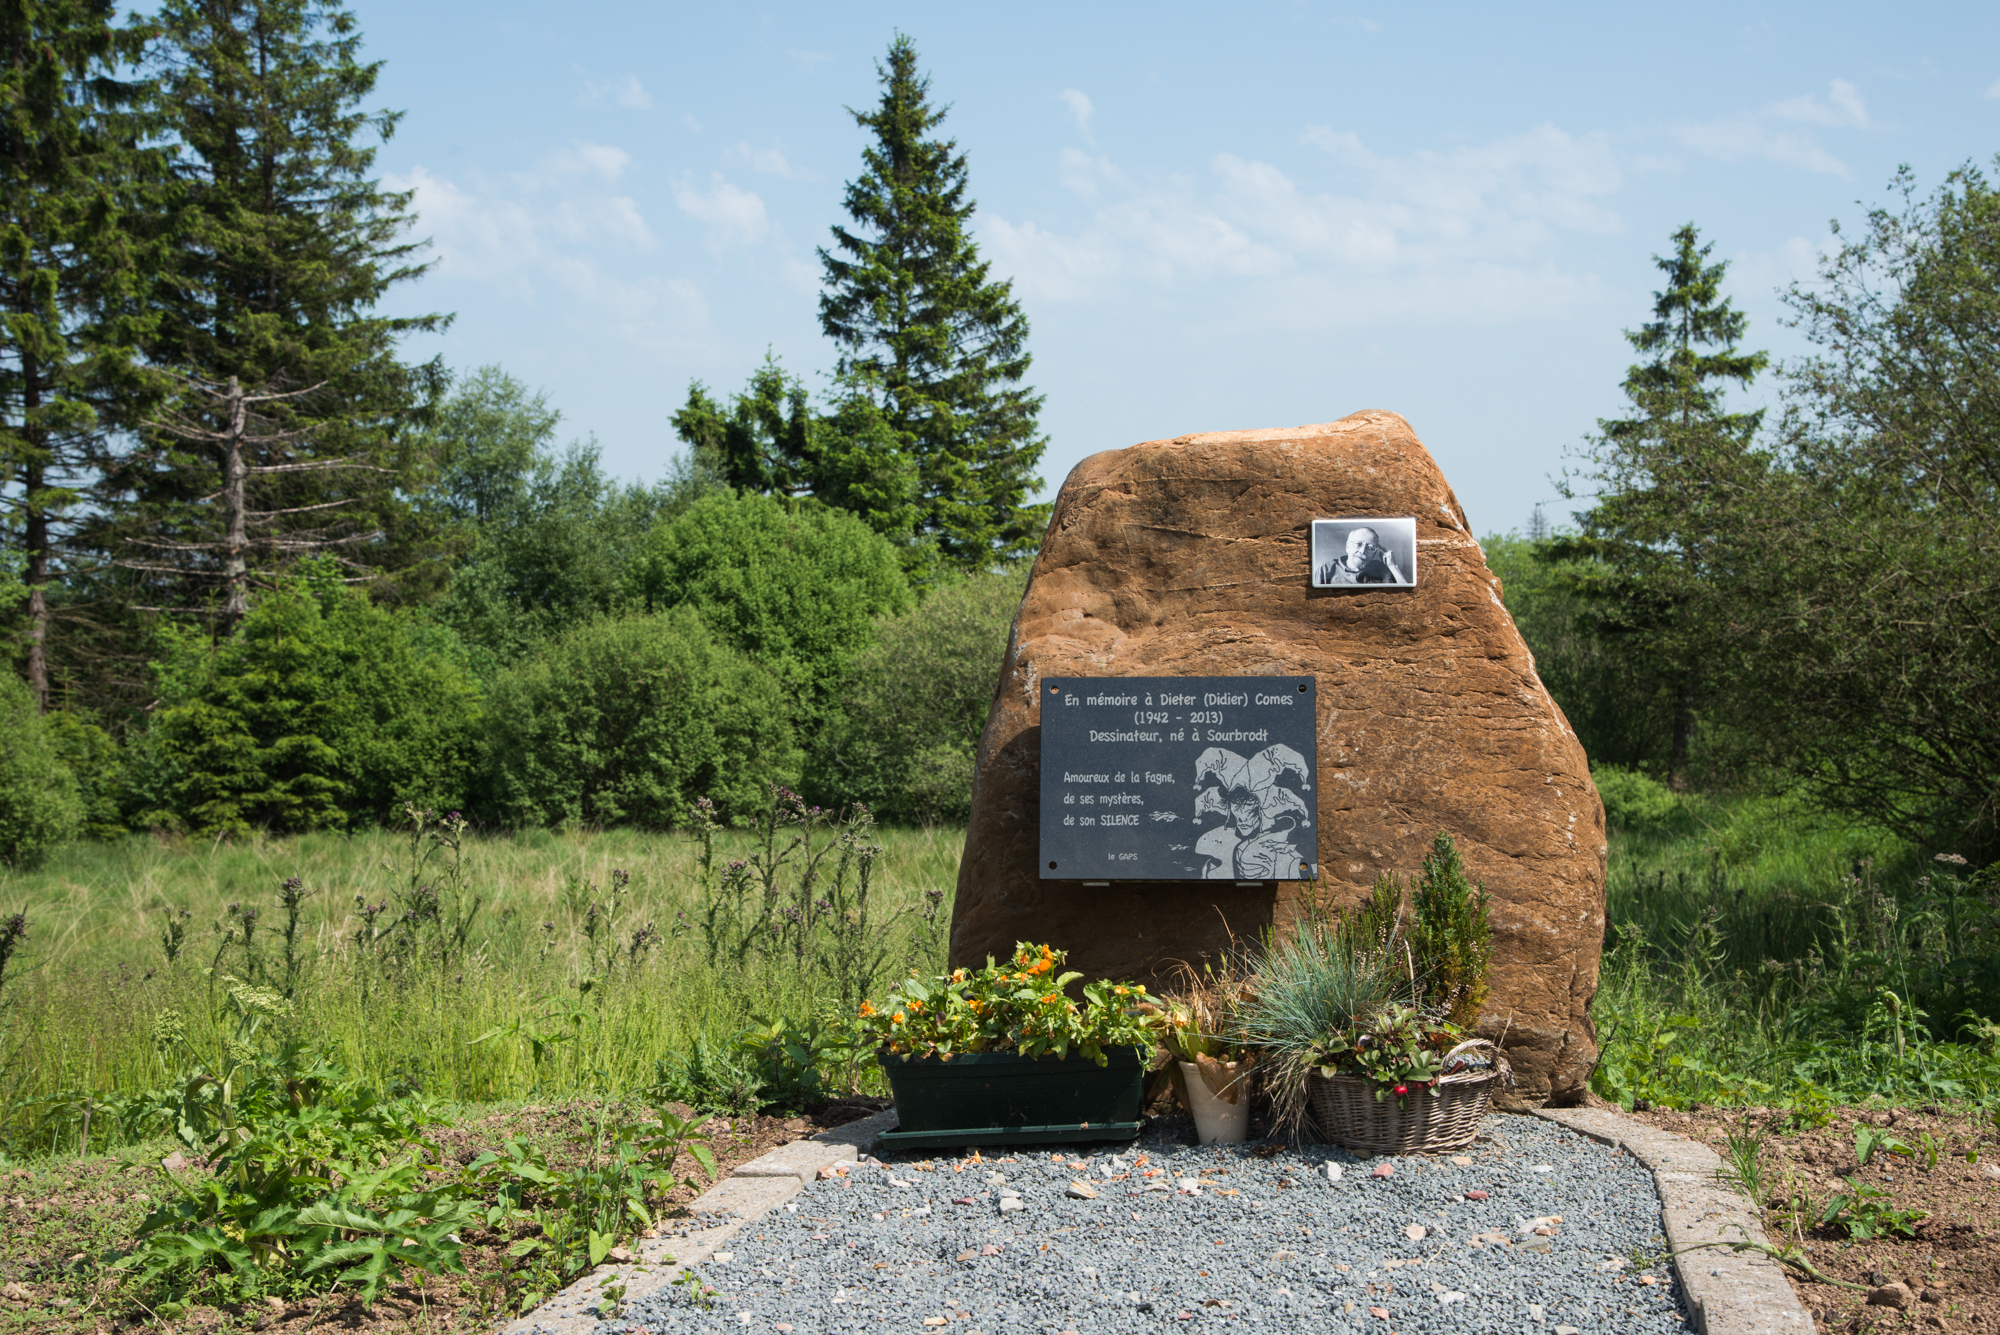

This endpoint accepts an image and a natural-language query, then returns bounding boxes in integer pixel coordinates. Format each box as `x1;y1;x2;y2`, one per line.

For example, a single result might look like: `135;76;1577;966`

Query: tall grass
0;816;964;1153
1592;783;2000;1108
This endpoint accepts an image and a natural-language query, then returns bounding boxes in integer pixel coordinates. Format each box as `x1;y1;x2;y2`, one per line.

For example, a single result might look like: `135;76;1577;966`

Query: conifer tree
94;0;444;626
0;0;157;708
1555;224;1768;784
818;35;1047;568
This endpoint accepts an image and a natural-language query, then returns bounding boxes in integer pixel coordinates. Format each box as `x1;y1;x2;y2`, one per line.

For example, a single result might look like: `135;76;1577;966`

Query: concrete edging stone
1532;1106;1813;1335
498;1109;900;1335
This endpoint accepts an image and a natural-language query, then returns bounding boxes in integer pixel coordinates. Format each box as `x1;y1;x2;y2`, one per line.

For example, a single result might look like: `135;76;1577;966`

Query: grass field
2;787;1997;1160
0;812;965;1153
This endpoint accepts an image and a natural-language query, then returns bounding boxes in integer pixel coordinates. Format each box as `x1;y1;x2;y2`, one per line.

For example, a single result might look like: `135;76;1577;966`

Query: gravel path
612;1114;1690;1335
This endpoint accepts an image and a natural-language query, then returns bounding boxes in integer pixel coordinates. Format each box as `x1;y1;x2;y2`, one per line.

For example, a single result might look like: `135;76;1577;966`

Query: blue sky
353;1;2000;538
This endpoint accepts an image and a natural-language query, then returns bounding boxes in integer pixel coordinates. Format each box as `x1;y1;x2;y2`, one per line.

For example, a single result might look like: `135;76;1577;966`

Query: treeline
1490;172;2000;861
0;16;1046;860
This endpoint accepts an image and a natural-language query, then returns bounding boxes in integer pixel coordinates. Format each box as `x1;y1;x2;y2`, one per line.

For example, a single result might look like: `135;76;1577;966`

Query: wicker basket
1306;1040;1511;1155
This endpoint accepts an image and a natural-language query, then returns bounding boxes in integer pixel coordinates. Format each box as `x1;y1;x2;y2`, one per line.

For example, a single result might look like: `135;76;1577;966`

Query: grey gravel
609;1114;1689;1334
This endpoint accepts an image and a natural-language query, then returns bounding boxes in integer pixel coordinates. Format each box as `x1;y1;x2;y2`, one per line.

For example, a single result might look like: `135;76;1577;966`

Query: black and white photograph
1312;517;1418;589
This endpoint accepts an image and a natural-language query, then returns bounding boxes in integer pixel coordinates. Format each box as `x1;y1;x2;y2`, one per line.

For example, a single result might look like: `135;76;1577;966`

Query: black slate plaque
1039;676;1318;881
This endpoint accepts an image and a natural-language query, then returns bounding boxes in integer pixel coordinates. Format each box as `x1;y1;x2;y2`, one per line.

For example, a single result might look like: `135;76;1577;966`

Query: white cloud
734;143;814;180
680;113;703;134
1770;78;1869;128
1676;80;1870;178
393;163;652;283
392;163;708;361
543;141;633;183
577;71;653;111
1059;88;1094;140
673;173;774;248
788;49;833;71
1986;78;2000;100
985;123;1619;325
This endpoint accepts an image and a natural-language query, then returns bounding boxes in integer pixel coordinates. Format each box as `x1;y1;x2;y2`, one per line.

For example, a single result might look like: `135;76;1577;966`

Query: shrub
625;491;911;735
478;607;799;828
132;565;484;834
815;567;1023;819
0;674;83;865
1593;764;1681;833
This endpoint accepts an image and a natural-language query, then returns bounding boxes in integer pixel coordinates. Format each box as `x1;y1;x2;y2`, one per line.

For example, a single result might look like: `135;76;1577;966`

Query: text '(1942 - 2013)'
1038;676;1319;882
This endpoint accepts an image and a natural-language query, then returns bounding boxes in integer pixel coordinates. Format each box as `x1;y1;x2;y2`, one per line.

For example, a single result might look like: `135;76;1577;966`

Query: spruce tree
0;0;157;708
818;35;1047;569
93;0;444;627
1554;224;1767;785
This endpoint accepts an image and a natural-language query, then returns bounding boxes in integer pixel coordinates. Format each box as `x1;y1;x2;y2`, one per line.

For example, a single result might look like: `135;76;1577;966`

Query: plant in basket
1242;833;1510;1153
856;943;1162;1148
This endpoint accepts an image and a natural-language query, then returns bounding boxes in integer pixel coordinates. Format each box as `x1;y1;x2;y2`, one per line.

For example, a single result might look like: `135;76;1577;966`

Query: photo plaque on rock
1311;516;1418;588
1039;676;1318;882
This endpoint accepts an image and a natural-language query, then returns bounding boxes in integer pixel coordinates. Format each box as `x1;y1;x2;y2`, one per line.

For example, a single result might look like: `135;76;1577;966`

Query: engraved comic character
1191;744;1312;879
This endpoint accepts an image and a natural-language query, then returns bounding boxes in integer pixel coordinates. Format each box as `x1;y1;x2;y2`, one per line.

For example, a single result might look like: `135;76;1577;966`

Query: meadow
1;784;1997;1163
0;803;963;1155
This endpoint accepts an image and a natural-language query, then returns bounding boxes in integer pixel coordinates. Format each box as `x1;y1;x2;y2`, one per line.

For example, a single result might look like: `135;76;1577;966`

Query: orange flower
951;968;968;983
892;1011;906;1025
909;1000;924;1012
858;1001;877;1018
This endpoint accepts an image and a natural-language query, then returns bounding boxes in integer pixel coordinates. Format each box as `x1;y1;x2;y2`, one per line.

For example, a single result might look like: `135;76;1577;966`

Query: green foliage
1714;162;2000;850
0;672;83;865
817;567;1023;820
1552;223;1769;783
1593;764;1684;833
41;708;125;838
426;367;700;668
627;489;911;737
1410;832;1494;1029
1819;1177;1927;1240
478;606;798;828
1309;1002;1474;1101
104;0;449;617
132;565;482;833
1854;1123;1914;1167
1717;1120;1772;1204
1484;531;1678;768
671;357;922;563
859;942;1157;1064
818;35;1049;568
0;0;160;713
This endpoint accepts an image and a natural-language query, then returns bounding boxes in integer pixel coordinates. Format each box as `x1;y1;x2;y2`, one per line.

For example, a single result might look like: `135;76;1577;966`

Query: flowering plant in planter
1311;1002;1489;1102
856;942;1158;1065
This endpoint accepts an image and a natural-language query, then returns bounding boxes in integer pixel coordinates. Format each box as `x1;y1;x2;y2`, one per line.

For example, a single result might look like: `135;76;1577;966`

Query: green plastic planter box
876;1046;1147;1150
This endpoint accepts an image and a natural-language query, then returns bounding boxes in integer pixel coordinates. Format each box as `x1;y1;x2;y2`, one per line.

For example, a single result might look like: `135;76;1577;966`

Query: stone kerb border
499;1110;900;1335
502;1104;1811;1334
1533;1106;1812;1335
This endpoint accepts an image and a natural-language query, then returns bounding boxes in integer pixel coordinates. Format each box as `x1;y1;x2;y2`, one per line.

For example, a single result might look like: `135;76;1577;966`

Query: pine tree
93;0;444;627
1555;224;1767;784
0;0;157;709
818;35;1047;569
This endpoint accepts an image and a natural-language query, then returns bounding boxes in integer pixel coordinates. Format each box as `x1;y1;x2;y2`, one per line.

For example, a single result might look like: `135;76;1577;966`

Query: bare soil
1623;1100;2000;1334
0;1096;888;1335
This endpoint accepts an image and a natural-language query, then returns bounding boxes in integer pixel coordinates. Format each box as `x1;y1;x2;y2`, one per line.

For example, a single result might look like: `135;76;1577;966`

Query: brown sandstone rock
948;410;1606;1101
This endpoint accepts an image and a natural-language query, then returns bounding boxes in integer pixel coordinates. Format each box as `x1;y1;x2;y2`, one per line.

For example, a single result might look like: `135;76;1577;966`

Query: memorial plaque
1039;676;1317;881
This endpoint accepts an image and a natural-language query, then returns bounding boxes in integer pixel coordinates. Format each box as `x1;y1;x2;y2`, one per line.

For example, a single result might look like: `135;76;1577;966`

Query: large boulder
949;410;1606;1102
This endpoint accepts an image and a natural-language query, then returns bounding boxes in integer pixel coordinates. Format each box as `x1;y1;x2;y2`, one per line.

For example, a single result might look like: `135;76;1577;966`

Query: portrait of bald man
1312;518;1417;588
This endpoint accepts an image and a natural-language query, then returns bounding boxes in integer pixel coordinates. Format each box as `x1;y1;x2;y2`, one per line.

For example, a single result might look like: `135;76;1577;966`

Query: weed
1718;1120;1771;1204
1855;1125;1914;1168
1819;1176;1928;1239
